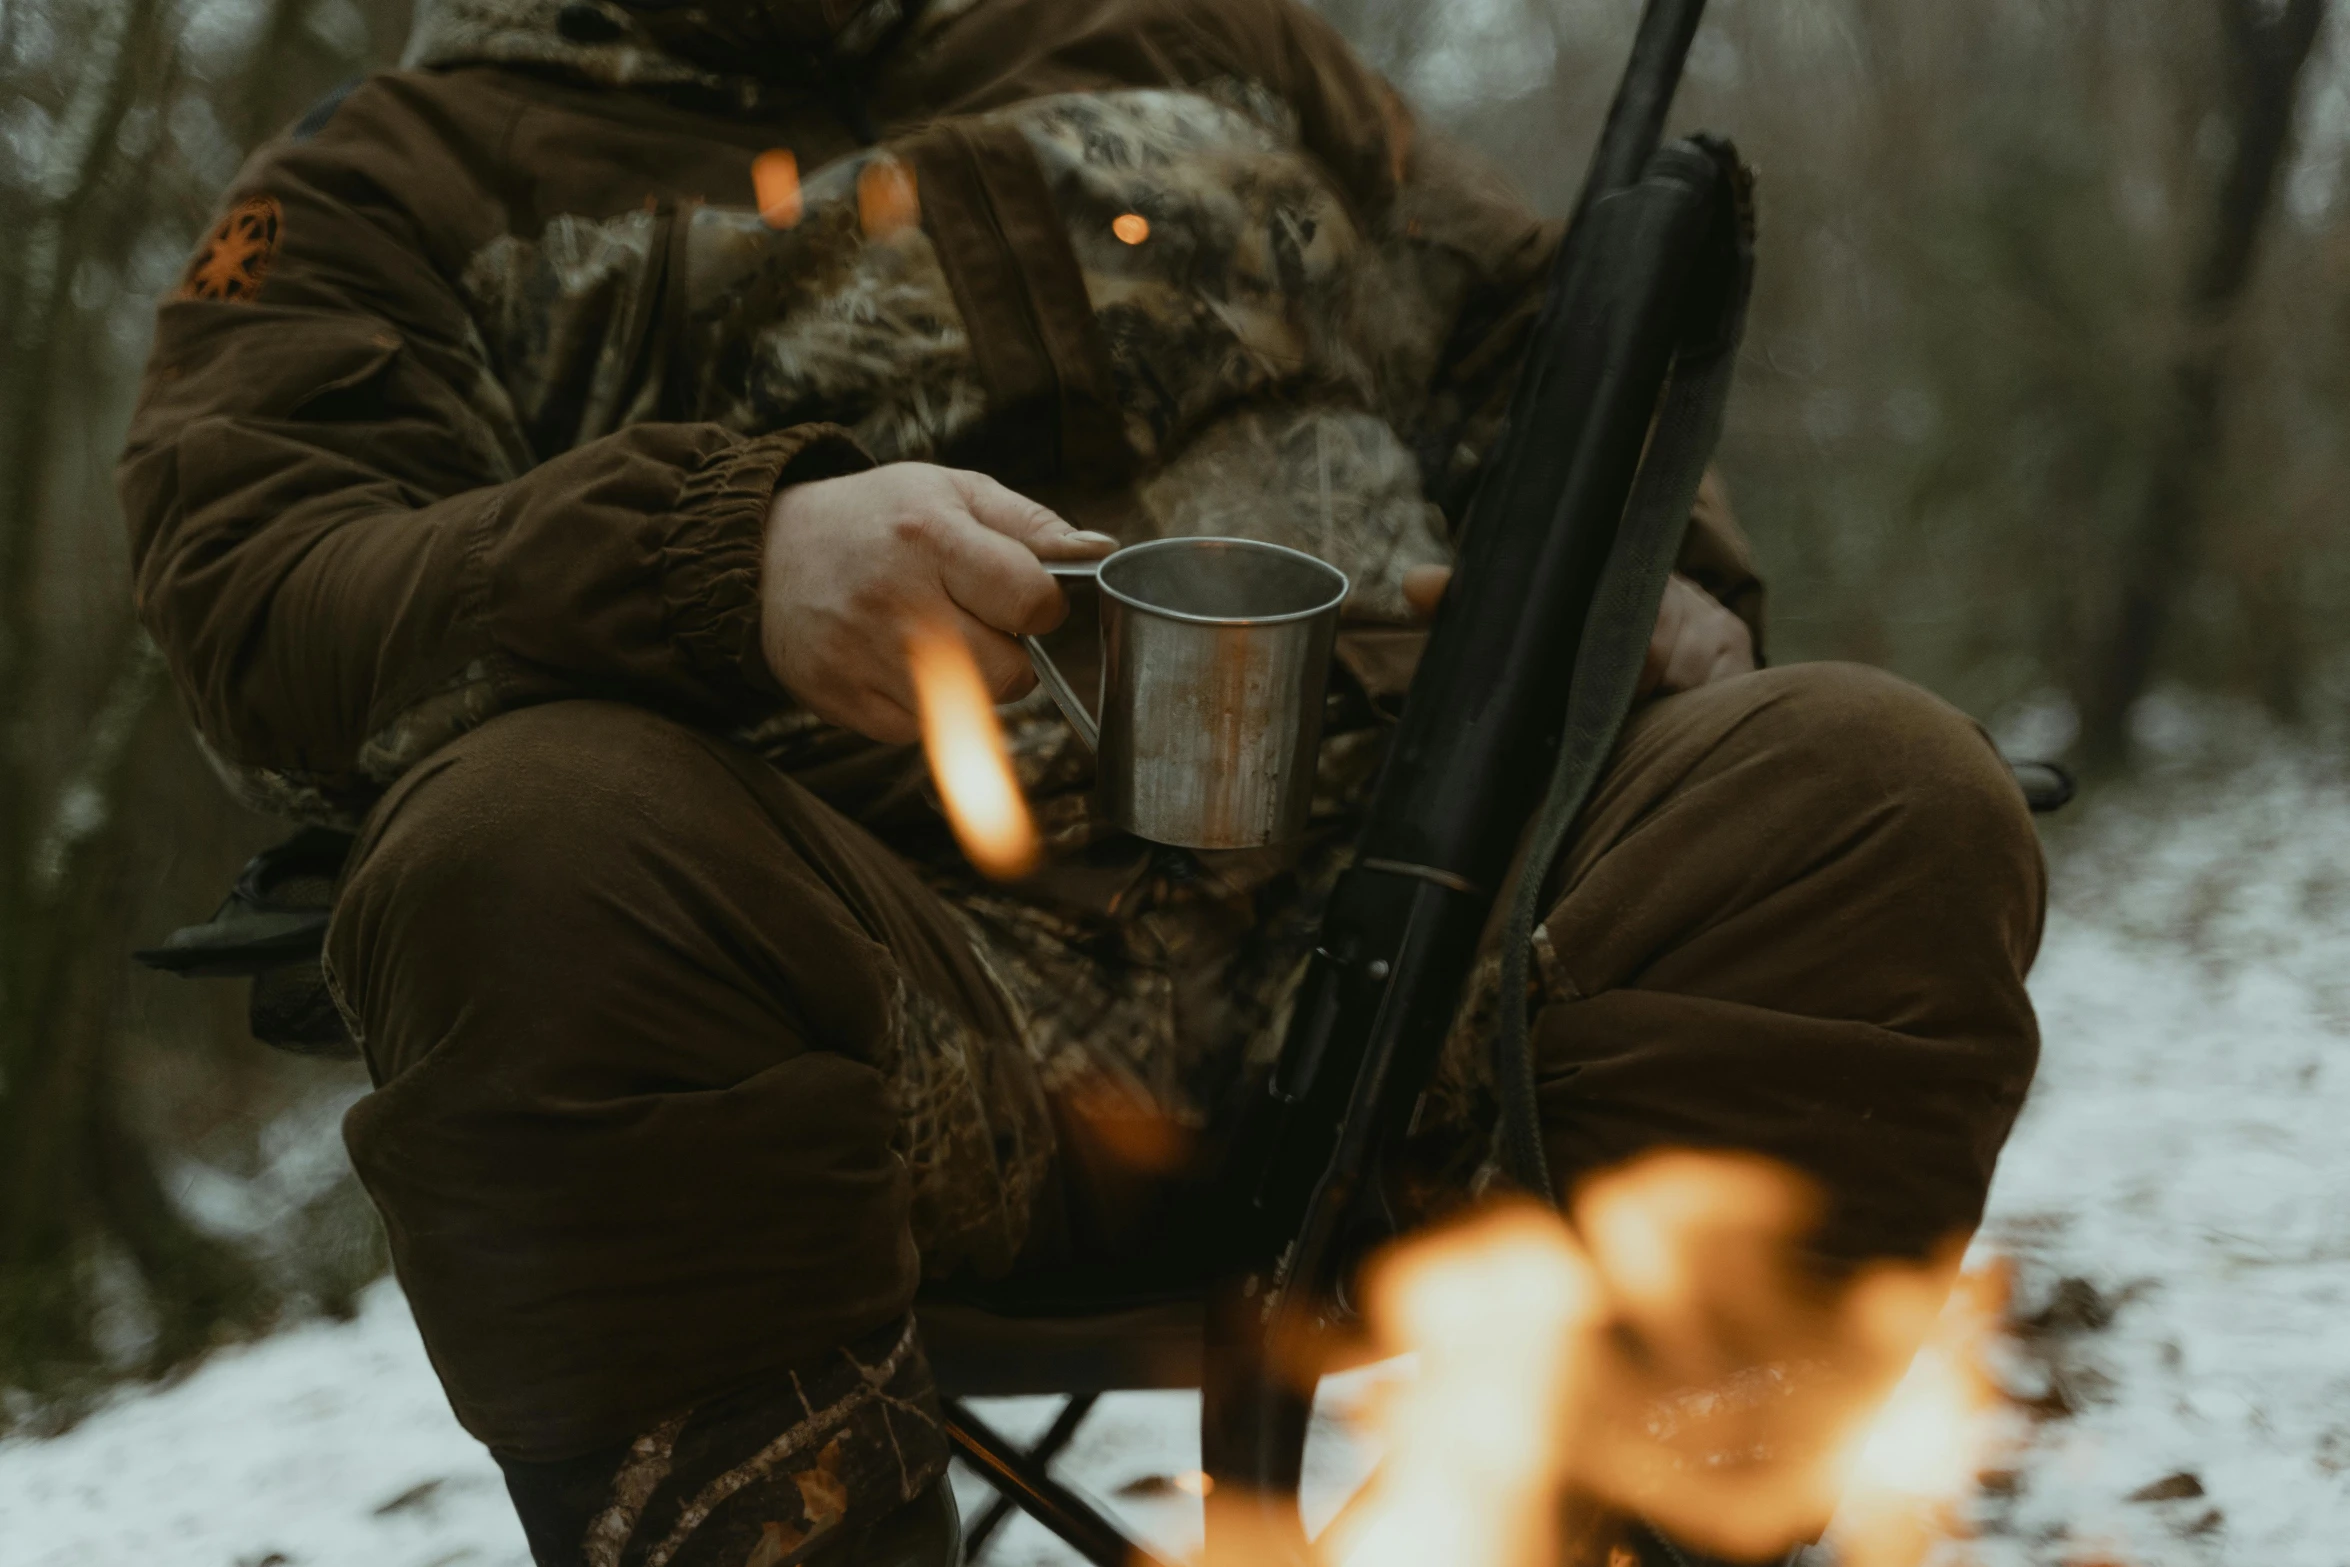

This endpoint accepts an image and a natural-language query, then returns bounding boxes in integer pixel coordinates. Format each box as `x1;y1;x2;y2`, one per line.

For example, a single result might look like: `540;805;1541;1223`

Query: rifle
1199;0;1753;1554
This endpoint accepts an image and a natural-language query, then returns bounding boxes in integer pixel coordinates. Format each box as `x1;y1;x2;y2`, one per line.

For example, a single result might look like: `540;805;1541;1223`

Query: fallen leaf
2125;1471;2204;1503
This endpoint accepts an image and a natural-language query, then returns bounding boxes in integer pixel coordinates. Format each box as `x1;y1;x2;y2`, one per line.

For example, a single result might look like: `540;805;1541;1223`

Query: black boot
499;1316;956;1565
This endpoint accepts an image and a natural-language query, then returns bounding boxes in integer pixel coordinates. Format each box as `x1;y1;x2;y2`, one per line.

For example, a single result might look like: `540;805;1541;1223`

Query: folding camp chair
919;1290;1840;1567
923;1293;1207;1566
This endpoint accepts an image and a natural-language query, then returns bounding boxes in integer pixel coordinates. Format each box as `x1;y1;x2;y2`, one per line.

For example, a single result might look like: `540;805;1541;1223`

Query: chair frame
923;1295;1205;1566
945;1394;1168;1567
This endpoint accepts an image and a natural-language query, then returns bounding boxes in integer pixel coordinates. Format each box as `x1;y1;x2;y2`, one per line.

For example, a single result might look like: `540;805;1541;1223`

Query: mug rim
1094;536;1349;628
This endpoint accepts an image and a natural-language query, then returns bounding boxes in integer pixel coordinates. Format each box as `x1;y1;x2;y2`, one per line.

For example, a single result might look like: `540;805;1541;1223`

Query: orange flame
1113;212;1151;245
1323;1205;1600;1567
1826;1260;2014;1567
1292;1154;2010;1567
858;156;920;239
905;623;1040;882
754;149;803;229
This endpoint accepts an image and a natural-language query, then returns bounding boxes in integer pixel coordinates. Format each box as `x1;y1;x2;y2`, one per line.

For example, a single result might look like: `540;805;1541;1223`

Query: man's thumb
951;469;1094;553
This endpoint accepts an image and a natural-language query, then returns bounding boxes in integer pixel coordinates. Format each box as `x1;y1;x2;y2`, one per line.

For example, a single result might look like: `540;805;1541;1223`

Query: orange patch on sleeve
177;195;283;303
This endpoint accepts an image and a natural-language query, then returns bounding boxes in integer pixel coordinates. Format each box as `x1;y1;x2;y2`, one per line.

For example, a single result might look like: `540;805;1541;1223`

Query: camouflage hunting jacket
122;0;1762;846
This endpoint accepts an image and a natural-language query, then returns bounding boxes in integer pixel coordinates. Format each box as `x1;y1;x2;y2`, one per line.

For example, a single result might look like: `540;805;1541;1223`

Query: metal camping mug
1019;537;1349;851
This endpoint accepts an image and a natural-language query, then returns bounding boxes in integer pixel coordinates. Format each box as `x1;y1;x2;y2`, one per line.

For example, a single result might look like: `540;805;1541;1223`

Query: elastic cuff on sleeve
660;424;872;708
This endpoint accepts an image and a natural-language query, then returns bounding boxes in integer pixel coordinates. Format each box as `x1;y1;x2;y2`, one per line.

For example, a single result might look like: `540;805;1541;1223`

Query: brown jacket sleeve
119;94;868;822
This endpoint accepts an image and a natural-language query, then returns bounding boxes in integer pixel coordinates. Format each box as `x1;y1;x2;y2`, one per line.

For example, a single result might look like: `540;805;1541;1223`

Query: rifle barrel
1199;3;1725;1549
1579;0;1711;216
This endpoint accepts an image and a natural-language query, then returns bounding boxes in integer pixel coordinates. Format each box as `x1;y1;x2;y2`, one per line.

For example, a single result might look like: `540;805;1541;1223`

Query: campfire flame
1321;1206;1599;1567
905;623;1040;882
1826;1260;2013;1567
754;149;802;229
1287;1153;2011;1567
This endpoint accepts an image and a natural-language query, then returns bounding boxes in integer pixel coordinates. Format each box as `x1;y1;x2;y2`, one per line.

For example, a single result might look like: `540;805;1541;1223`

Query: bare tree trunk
0;0;334;1413
1;644;274;1399
0;0;164;900
0;0;422;1418
0;0;161;1386
2078;0;2329;767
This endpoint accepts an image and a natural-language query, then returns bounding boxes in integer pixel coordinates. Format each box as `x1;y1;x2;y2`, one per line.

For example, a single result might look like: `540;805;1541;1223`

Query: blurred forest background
0;0;2341;1430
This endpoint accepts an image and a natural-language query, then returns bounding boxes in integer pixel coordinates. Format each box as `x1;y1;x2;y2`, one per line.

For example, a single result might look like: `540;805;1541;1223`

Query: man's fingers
809;673;922;746
1402;563;1451;622
934;509;1069;635
1641;575;1755;700
857;691;923;746
1663;634;1717;696
949;469;1109;558
934;604;1038;702
1639;580;1686;698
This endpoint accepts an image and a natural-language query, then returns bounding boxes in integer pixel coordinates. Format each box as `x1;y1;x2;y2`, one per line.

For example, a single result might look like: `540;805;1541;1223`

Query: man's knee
328;702;925;1457
1723;662;2025;828
339;699;762;953
1729;661;2045;971
1566;662;2045;1000
1536;664;2046;1264
329;699;897;1083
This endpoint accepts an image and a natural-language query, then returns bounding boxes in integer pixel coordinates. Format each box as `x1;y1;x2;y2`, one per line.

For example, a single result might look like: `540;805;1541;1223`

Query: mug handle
1021;560;1102;752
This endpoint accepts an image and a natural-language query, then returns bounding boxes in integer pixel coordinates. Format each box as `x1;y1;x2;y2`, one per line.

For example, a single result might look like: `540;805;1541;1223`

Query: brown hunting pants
326;662;2043;1563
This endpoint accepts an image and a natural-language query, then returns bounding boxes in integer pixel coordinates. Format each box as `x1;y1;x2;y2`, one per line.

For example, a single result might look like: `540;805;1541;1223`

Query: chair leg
960;1393;1099;1560
944;1396;1170;1567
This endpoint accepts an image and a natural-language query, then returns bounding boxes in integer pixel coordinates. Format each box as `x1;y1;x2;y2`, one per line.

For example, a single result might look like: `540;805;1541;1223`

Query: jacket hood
404;0;920;92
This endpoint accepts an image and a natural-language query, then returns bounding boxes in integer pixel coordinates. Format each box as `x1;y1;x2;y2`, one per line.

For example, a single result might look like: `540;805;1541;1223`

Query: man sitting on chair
121;0;2044;1561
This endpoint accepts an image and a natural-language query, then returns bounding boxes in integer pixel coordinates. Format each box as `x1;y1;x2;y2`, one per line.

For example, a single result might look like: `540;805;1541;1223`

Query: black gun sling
1490;137;1755;1197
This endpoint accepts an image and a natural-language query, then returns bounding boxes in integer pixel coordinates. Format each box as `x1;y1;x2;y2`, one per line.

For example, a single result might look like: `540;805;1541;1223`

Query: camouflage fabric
723;660;1495;1274
925;814;1563;1240
442;71;1548;1202
687;152;994;466
884;967;1054;1280
467;84;1472;616
403;0;921;96
406;0;720;91
501;1314;951;1567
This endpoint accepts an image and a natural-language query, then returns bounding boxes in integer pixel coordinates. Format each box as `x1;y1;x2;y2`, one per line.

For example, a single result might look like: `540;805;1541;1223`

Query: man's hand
1399;565;1754;699
1637;572;1756;697
760;463;1118;743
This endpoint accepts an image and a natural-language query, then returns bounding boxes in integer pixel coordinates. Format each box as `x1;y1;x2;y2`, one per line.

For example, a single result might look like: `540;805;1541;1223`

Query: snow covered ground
0;1266;1393;1567
1962;735;2350;1565
6;736;2349;1565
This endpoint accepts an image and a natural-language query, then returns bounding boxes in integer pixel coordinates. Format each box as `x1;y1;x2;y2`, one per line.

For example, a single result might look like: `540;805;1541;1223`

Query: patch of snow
0;1279;529;1567
1962;743;2350;1564
6;743;2349;1564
